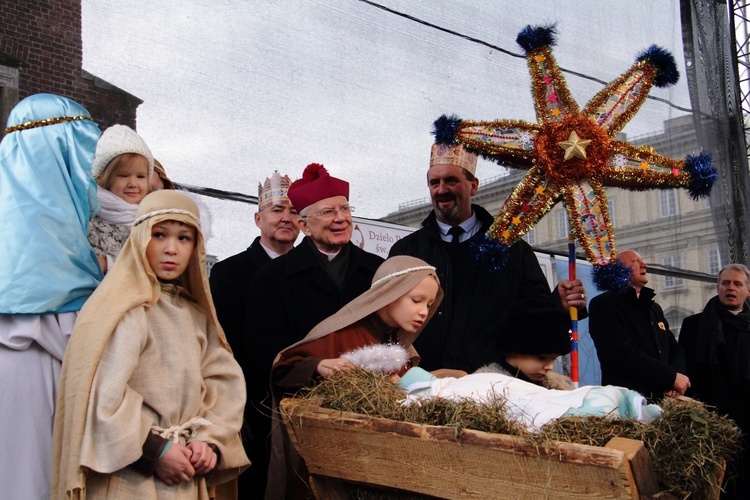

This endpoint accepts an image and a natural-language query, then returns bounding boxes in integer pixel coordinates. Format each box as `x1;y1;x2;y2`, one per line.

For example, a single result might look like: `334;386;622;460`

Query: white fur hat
91;124;154;178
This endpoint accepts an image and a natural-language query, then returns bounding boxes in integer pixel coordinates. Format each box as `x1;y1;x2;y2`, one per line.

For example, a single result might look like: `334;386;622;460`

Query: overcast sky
81;0;689;259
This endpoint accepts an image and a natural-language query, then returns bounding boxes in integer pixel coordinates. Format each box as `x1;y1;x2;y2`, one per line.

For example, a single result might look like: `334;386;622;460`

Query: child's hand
187;440;218;475
155;443;195;486
317;357;355;377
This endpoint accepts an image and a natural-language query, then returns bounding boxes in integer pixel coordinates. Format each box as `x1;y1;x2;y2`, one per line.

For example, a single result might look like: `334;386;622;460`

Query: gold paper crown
258;170;292;211
429;143;477;176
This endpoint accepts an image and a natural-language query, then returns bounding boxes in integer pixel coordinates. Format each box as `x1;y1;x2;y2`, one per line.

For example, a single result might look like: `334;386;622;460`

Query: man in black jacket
589;249;689;400
390;143;586;373
208;170;299;497
680;264;750;498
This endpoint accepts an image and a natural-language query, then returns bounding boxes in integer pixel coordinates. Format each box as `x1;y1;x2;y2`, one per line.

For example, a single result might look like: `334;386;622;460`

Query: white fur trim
341;344;409;373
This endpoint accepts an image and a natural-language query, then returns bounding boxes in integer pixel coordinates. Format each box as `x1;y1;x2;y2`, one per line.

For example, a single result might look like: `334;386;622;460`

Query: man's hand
558;279;586;310
187;440;218;475
672;372;691;396
317;357;355;377
155;443;194;486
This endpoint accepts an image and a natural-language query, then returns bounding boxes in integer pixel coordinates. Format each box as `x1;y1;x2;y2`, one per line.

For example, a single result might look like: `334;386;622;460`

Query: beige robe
52;191;250;499
80;289;246;499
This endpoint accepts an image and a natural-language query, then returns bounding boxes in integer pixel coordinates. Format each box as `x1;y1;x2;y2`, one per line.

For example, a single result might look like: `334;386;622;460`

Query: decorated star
433;24;716;291
558;131;591;160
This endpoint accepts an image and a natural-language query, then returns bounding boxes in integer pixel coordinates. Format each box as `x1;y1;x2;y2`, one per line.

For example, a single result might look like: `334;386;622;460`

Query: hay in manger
282;369;740;499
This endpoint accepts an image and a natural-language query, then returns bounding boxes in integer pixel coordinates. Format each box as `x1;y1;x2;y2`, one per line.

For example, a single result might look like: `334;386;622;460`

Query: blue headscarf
0;93;103;313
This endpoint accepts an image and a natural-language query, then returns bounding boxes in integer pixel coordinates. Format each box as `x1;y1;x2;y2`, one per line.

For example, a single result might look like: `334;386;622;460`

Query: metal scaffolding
732;0;750;151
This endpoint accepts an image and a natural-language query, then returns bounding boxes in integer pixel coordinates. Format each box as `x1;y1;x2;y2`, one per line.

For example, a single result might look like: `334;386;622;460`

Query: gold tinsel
4;115;94;134
447;29;702;268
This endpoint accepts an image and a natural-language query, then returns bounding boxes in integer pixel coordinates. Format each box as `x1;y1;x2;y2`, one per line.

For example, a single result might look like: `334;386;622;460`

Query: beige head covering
275;256;443;364
52;190;233;499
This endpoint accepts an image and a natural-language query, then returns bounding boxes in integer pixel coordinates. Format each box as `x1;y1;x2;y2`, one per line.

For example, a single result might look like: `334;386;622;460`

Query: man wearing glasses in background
243;163;383;496
245;162;383;361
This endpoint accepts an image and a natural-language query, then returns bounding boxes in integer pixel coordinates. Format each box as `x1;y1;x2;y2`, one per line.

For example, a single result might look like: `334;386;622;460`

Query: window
662;255;684;289
523;226;536;245
557;211;569;239
659;190;677;217
708;248;721;276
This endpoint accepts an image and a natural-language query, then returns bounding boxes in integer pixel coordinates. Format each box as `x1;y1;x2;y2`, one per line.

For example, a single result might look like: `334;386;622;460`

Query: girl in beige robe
52;190;249;499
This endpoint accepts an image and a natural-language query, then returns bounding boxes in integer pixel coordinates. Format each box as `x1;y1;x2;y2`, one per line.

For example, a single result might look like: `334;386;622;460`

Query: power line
175;182;258;205
358;0;694;114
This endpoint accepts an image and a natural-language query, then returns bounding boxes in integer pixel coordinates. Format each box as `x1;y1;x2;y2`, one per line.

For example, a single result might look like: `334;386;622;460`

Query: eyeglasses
303;205;354;220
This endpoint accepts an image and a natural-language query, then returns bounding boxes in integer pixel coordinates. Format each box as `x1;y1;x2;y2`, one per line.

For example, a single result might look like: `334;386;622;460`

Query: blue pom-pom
592;261;632;292
684;152;717;200
432;115;461;145
470;236;510;272
516;24;557;53
636;45;679;88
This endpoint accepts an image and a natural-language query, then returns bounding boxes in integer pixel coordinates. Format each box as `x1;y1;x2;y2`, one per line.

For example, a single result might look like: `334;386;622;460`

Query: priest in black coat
245;164;383;499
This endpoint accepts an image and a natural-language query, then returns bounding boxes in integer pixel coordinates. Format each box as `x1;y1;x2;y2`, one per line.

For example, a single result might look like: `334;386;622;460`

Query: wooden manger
280;397;713;499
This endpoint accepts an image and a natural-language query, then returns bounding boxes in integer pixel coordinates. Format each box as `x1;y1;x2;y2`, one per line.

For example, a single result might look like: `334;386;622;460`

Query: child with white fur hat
88;124;154;273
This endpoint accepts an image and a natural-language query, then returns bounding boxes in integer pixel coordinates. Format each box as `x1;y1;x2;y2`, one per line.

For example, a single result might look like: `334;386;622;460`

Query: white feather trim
341;344;409;374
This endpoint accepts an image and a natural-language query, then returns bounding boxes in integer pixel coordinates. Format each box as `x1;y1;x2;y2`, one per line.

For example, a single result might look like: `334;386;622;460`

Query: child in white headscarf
52;190;249;499
88;124;154;273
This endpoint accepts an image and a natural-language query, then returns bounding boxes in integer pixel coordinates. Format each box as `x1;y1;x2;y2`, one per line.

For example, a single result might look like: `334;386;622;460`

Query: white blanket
400;370;662;431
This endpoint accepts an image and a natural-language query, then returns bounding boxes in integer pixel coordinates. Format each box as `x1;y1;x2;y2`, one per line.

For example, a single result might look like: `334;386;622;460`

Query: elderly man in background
680;263;750;499
589;249;689;401
246;163;383;374
389;142;586;374
245;163;383;499
209;170;299;497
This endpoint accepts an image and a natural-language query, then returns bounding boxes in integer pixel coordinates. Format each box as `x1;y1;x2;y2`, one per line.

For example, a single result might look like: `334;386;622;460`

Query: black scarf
696;296;750;382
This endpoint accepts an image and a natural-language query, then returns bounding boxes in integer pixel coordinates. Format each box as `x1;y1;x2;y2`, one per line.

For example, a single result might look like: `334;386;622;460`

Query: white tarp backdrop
81;0;688;259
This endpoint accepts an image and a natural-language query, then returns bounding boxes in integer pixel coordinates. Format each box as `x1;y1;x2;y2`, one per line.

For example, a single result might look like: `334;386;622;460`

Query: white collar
436;212;480;243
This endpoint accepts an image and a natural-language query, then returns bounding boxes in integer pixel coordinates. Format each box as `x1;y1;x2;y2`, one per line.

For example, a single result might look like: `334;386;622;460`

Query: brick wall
0;0;140;130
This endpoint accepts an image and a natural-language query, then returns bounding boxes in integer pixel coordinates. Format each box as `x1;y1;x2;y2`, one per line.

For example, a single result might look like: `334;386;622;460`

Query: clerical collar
436;212;480;243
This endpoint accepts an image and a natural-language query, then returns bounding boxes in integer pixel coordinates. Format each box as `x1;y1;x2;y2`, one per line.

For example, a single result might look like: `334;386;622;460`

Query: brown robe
273;315;418;394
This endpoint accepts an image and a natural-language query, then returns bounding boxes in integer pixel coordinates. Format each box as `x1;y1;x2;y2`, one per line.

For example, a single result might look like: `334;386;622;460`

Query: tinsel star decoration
434;24;717;291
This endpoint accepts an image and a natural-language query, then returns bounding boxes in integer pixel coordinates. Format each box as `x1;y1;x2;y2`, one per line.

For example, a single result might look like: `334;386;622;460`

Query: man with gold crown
209;170;299;497
390;143;587;375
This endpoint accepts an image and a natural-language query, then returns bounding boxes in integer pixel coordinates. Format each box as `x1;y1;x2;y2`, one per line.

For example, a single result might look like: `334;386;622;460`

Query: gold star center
558;130;592;161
